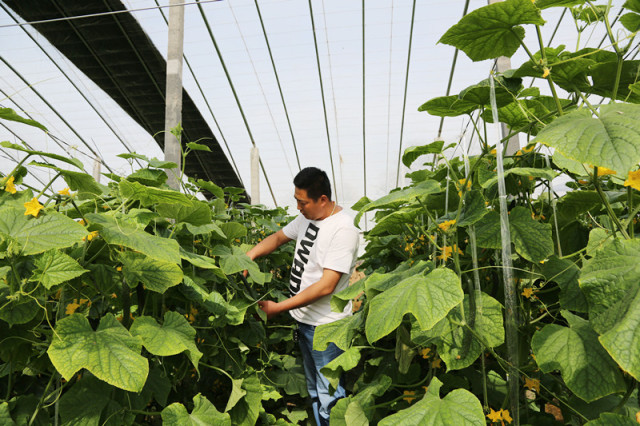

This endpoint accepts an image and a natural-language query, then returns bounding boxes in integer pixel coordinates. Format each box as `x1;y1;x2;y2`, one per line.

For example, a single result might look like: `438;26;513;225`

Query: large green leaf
31;164;105;196
533;103;640;175
0;208;87;255
119;180;191;206
439;0;544;61
423;293;504;371
162;394;230;426
457;190;489;227
215;246;268;284
474;211;502;249
130;312;202;370
584;413;638;425
509;206;554;263
0;283;38;325
418;95;478;117
458;76;523;108
229;374;262;426
365;268;463;343
156;199;211;226
47;314;148;392
0;403;13;426
540;256;587;312
320;347;361;393
86;213;180;264
402;141;445;168
331;278;364;313
126;168;168;187
531;311;625;402
379;378;485;425
195;179;224;199
119;251;182;293
536;0;585;8
364;260;434;298
180;248;226;278
58;375;111;426
589;61;640;103
1;141;82;170
314;311;364;351
330;375;392;426
480;167;557;189
354;180;441;226
625;0;640;13
30;250;88;289
367;208;421;237
580;238;640;379
0;107;47;131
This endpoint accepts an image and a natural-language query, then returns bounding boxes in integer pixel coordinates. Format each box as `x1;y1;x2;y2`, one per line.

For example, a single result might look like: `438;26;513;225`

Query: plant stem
628;187;635;238
593;167;630;239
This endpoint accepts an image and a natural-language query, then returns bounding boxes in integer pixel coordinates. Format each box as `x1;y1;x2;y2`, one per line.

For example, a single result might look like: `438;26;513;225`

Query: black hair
293;167;332;201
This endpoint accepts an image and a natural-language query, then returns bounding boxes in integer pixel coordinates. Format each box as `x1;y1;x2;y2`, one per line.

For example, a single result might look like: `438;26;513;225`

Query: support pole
250;146;260;205
92;157;101;183
164;0;185;190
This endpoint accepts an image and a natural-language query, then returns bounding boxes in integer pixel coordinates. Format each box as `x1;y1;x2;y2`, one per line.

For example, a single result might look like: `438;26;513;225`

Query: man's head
293;167;333;220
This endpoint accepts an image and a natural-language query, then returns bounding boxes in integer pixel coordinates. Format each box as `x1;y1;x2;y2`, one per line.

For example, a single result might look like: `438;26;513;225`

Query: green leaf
586;228;613;255
585;413;638;425
0;208;87;255
130;312;202;370
147;158;178;169
86;213;180;264
580;238;640;379
418;95;478;117
330;375;392;425
224;378;247;412
1;141;82;169
180;248;225;278
355;180;441;226
480;167;557;189
156;199;212;226
427;293;504;370
119;180;191;206
367;208;421;237
589;61;640;103
195;179;224;199
439;0;545;61
30;250;88;289
474;211;502;249
534;103;640;175
458;76;523;108
625;0;640;13
314;311;364;351
31;165;105;196
555;190;602;228
229;374;262;426
366;268;463;343
379;377;485;425
0;402;15;426
219;222;247;241
162;394;230;426
0;107;47;131
509;206;554;263
268;355;308;396
620;12;640;31
320;348;361;394
331;279;364;313
59;375;111;426
541;256;587;312
351;196;372;211
217;246;267;284
0;284;38;325
536;0;585;9
48;314;148;392
402;141;445;167
364;260;434;298
186;142;211;152
119;251;182;293
457;190;489;227
531;311;626;402
126;168;167;187
182;222;227;239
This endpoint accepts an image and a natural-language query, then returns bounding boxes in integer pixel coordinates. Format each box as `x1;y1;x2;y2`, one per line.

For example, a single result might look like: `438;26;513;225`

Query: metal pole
250;146;260;204
92;157;101;183
164;0;185;190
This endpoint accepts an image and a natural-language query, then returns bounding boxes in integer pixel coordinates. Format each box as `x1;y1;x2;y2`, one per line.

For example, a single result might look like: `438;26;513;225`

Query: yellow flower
501;409;513;423
522;144;535;153
78;219;86;226
3;175;17;194
402;390;417;403
542;67;550;78
24;198;44;217
624;170;640;191
487;408;502;423
431;357;442;369
524;377;540;392
521;287;535;299
420;348;432;359
438;219;456;232
592;166;616;176
437;245;463;261
490;148;497;155
82;231;99;242
65;299;81;315
58;187;71;196
116;266;122;272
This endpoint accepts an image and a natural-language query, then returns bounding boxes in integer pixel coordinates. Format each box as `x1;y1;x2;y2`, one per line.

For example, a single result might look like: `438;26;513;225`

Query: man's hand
257;300;282;320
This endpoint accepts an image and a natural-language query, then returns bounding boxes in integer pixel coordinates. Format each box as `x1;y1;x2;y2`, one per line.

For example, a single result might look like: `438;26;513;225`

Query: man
246;167;359;426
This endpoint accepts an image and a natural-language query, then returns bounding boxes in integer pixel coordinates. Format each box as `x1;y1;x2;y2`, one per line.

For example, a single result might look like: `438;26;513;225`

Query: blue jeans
297;322;346;426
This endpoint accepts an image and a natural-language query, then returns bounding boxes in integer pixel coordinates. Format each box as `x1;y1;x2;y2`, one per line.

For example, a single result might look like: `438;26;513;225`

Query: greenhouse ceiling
0;0;629;214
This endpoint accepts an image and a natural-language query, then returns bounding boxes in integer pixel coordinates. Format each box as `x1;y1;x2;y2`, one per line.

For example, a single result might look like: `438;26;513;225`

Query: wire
362;0;367;230
308;0;339;201
0;0;222;29
384;0;395;193
394;0;417;188
196;0;277;205
254;0;302;173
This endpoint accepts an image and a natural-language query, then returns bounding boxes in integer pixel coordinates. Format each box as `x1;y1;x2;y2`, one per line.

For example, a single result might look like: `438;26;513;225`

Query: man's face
294;187;327;220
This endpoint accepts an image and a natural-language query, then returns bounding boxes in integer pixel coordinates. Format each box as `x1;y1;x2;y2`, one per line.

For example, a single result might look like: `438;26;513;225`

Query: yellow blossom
3;175;17;194
502;410;513;423
78;219;86;226
592;166;616;176
490;148;497;155
58;187;71;196
420;347;431;359
524;377;540;392
522;144;535;153
65;299;81;315
402;390;417;403
487;408;502;422
437;245;463;261
24;198;44;217
542;67;550;78
521;287;535;299
82;231;99;242
116;266;122;272
624;170;640;191
431;357;442;369
110;293;118;298
438;219;456;232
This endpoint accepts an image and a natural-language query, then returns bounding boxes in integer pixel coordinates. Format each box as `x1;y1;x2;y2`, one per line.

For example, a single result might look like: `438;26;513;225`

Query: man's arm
246;229;292;261
258;268;342;319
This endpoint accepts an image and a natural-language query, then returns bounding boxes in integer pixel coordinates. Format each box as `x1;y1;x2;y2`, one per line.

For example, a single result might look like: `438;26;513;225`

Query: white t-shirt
282;210;359;325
